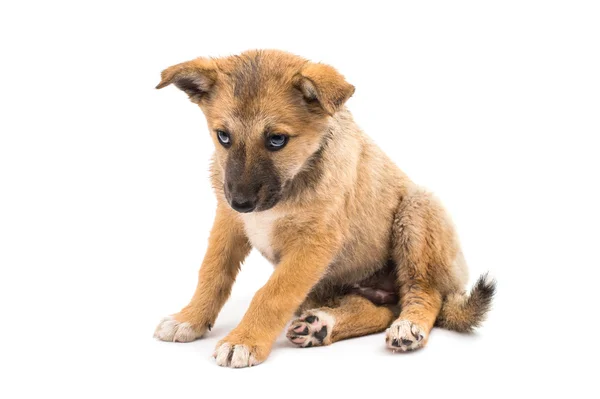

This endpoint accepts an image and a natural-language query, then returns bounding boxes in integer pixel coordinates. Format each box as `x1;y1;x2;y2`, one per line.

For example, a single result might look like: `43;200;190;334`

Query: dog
153;50;495;368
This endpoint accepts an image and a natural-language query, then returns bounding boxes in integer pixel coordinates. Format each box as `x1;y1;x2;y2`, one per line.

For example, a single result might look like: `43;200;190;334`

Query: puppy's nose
230;199;257;213
228;182;261;213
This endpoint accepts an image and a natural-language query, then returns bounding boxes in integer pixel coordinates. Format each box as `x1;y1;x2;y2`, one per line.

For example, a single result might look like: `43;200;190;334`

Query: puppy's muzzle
228;183;261;213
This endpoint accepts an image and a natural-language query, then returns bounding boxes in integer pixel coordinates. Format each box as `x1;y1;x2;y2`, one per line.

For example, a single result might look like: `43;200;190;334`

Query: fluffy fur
154;50;495;367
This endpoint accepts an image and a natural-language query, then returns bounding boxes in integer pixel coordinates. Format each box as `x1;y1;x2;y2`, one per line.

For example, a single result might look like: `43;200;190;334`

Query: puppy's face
157;50;354;213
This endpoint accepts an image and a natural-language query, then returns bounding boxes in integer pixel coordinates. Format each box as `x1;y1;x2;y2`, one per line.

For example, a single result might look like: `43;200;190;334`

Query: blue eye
266;134;288;151
216;130;231;147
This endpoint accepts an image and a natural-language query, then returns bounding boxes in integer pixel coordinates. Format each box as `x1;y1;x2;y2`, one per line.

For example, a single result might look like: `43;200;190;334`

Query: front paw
213;336;271;368
154;314;208;343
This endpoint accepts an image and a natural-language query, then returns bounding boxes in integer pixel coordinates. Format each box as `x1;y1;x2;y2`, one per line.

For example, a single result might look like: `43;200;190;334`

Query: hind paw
385;320;427;352
286;310;335;348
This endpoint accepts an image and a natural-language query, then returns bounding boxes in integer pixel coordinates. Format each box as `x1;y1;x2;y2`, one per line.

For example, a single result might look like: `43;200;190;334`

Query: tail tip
473;272;497;318
478;272;498;291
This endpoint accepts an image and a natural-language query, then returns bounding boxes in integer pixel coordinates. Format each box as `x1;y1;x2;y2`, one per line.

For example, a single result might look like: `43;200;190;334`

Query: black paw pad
314;326;328;341
305;315;318;324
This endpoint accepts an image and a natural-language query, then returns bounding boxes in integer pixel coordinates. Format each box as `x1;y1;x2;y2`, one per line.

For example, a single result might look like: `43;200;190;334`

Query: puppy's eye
266;134;288;151
216;130;231;147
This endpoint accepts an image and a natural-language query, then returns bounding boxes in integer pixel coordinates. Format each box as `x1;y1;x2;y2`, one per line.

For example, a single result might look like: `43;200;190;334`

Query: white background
1;1;599;397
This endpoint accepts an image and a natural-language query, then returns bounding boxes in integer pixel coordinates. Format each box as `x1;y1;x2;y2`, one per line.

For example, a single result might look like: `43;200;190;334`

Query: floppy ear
295;63;355;115
155;58;217;103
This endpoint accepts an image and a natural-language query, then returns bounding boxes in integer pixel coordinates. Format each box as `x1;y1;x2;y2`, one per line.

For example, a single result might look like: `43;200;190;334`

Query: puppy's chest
240;211;281;263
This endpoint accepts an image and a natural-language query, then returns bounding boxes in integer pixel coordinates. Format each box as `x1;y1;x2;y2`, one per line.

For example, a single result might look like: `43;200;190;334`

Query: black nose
230;199;256;213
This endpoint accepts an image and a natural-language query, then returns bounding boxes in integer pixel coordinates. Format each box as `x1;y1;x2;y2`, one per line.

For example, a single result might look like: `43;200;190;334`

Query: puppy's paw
213;333;271;368
286;310;335;348
385;320;427;352
153;315;207;343
213;343;262;368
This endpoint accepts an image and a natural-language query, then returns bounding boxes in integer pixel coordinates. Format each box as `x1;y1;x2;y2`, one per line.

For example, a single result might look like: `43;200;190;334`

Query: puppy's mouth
255;191;281;212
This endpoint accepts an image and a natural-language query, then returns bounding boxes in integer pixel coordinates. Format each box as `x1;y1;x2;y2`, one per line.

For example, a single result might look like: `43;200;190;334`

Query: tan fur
328;296;395;343
155;50;495;367
295;295;395;346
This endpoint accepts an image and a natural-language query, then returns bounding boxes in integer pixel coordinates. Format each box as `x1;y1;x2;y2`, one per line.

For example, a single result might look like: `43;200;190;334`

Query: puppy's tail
436;273;496;333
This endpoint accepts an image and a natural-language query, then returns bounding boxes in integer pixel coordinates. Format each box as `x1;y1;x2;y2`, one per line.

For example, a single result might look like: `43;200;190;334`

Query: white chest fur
240;210;281;261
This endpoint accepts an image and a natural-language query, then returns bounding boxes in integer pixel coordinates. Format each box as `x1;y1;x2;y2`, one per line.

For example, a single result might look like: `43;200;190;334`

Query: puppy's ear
295;63;355;115
156;58;217;103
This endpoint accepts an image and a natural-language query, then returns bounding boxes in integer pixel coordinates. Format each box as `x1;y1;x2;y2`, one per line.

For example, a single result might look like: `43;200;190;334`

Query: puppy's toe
286;310;335;348
385;320;427;352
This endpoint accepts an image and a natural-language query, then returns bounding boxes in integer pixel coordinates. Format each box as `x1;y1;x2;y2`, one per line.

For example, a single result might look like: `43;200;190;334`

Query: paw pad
287;311;334;348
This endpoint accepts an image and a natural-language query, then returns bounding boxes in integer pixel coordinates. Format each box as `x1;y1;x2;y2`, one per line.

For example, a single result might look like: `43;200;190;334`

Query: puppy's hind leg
286;295;395;348
386;188;457;352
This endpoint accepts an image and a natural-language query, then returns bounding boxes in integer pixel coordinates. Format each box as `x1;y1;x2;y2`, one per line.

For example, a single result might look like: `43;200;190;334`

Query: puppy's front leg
154;204;251;342
214;225;339;368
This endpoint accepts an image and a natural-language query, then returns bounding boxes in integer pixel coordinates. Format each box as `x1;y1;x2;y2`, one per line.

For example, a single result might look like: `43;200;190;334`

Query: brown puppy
153;50;495;367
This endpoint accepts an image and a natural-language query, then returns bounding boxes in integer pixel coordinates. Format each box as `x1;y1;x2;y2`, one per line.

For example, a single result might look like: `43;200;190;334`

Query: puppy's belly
240;210;280;262
349;261;400;305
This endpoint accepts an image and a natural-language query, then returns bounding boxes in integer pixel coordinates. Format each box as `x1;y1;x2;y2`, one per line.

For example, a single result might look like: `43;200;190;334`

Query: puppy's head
156;50;354;213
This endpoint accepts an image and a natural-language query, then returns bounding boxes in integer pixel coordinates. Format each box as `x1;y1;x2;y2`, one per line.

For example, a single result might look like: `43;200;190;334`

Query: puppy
154;50;495;368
